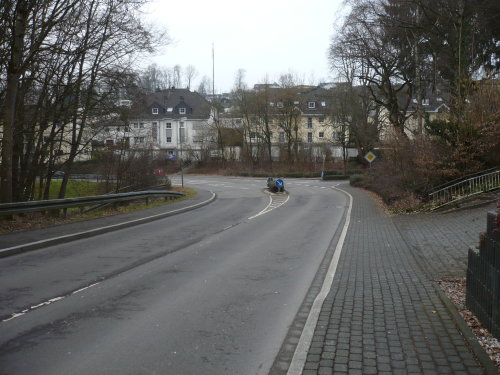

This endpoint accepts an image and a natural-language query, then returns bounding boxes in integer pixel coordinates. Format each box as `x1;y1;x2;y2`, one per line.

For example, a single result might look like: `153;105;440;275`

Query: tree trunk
1;1;28;203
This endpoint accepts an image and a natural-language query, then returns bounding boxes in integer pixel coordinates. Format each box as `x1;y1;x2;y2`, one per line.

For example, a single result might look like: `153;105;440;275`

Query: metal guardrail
428;168;500;209
0;190;184;216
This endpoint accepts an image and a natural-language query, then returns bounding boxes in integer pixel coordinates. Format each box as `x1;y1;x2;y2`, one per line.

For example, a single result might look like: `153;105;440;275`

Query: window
152;107;158;114
152;122;158;142
279;132;285;143
308;101;316;109
166;137;172;143
422;98;429;106
139;123;144;129
319;117;324;123
105;127;110;132
321;101;326;107
166;122;172;129
307;118;313;129
277;102;284;108
134;137;145;144
307;132;313;143
179;121;185;143
133;123;139;129
179;107;186;114
250;132;258;139
105;139;114;146
318;132;324;139
167;108;173;112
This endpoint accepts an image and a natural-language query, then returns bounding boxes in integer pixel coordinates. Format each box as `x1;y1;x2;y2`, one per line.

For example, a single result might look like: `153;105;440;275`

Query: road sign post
364;151;377;169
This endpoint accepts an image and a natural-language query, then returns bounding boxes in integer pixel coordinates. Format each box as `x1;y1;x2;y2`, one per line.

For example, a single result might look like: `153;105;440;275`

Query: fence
466;210;500;339
429;168;500;209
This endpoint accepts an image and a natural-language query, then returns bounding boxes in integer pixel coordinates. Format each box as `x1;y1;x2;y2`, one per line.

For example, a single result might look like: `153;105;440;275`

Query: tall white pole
212;43;215;96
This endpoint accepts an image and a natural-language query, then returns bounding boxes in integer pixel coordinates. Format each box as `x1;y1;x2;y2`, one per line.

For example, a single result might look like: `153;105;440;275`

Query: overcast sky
142;0;346;93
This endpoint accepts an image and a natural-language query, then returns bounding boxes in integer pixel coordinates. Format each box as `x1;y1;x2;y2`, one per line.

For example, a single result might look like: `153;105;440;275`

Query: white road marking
248;194;289;220
287;186;353;375
2;282;100;323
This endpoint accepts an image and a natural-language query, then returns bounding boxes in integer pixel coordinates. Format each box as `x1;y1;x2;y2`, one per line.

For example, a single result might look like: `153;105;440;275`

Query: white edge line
0;192;216;255
287;186;353;375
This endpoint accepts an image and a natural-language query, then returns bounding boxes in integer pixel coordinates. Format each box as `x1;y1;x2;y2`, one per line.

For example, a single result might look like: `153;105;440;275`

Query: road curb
0;192;217;258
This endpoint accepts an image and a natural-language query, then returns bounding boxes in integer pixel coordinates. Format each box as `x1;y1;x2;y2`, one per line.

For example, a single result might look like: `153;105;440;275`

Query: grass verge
0;187;196;234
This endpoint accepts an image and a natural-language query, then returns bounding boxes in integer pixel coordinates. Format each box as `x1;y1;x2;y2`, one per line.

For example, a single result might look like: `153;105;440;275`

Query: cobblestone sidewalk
302;185;494;374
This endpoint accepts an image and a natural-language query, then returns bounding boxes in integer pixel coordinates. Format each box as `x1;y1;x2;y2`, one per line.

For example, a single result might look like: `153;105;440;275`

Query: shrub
349;174;366;186
323;175;349;180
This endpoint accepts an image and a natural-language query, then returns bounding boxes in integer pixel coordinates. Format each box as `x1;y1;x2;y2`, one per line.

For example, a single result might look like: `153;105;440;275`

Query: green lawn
39;180;106;200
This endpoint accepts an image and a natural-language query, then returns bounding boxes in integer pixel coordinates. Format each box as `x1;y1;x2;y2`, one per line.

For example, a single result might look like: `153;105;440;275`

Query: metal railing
428;167;500;209
0;190;184;216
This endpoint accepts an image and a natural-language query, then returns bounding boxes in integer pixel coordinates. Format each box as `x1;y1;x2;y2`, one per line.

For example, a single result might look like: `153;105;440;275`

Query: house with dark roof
228;85;359;161
376;86;451;139
96;88;212;160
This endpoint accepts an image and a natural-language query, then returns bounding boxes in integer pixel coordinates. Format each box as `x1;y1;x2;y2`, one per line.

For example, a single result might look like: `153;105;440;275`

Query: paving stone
317;367;333;375
333;363;348;372
300;186;494;375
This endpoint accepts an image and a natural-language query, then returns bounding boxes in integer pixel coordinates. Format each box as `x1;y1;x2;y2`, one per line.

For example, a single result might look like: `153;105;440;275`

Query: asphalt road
0;176;348;375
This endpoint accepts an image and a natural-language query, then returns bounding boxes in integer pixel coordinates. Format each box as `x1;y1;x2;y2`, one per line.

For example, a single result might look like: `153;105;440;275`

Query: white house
96;88;212;160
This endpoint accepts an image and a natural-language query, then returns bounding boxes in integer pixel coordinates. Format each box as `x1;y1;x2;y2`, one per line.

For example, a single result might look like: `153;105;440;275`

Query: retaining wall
466;210;500;339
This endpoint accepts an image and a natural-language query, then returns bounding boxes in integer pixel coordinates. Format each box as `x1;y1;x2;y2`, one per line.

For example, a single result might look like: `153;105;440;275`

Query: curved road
0;176;348;375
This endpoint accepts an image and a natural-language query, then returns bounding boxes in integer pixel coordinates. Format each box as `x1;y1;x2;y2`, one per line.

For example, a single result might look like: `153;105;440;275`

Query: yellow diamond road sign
364;151;377;163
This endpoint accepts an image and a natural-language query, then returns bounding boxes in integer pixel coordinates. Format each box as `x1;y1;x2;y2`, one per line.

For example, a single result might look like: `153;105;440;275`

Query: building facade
96;88;212;160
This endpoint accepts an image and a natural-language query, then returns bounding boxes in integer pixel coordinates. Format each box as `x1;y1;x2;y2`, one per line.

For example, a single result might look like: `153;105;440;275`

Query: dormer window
277;102;284;108
179;107;186;114
167;108;173;112
152;107;158;114
321;101;326;107
308;101;316;109
422;98;429;106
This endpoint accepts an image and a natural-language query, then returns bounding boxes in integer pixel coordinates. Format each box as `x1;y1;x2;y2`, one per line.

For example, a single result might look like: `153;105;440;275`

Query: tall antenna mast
212;43;215;97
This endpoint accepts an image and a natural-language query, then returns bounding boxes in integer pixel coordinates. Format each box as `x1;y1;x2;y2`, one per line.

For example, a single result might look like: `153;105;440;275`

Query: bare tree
330;0;419;137
1;0;78;203
233;69;248;91
274;75;303;163
173;64;182;88
196;75;211;95
184;65;197;90
0;0;169;203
